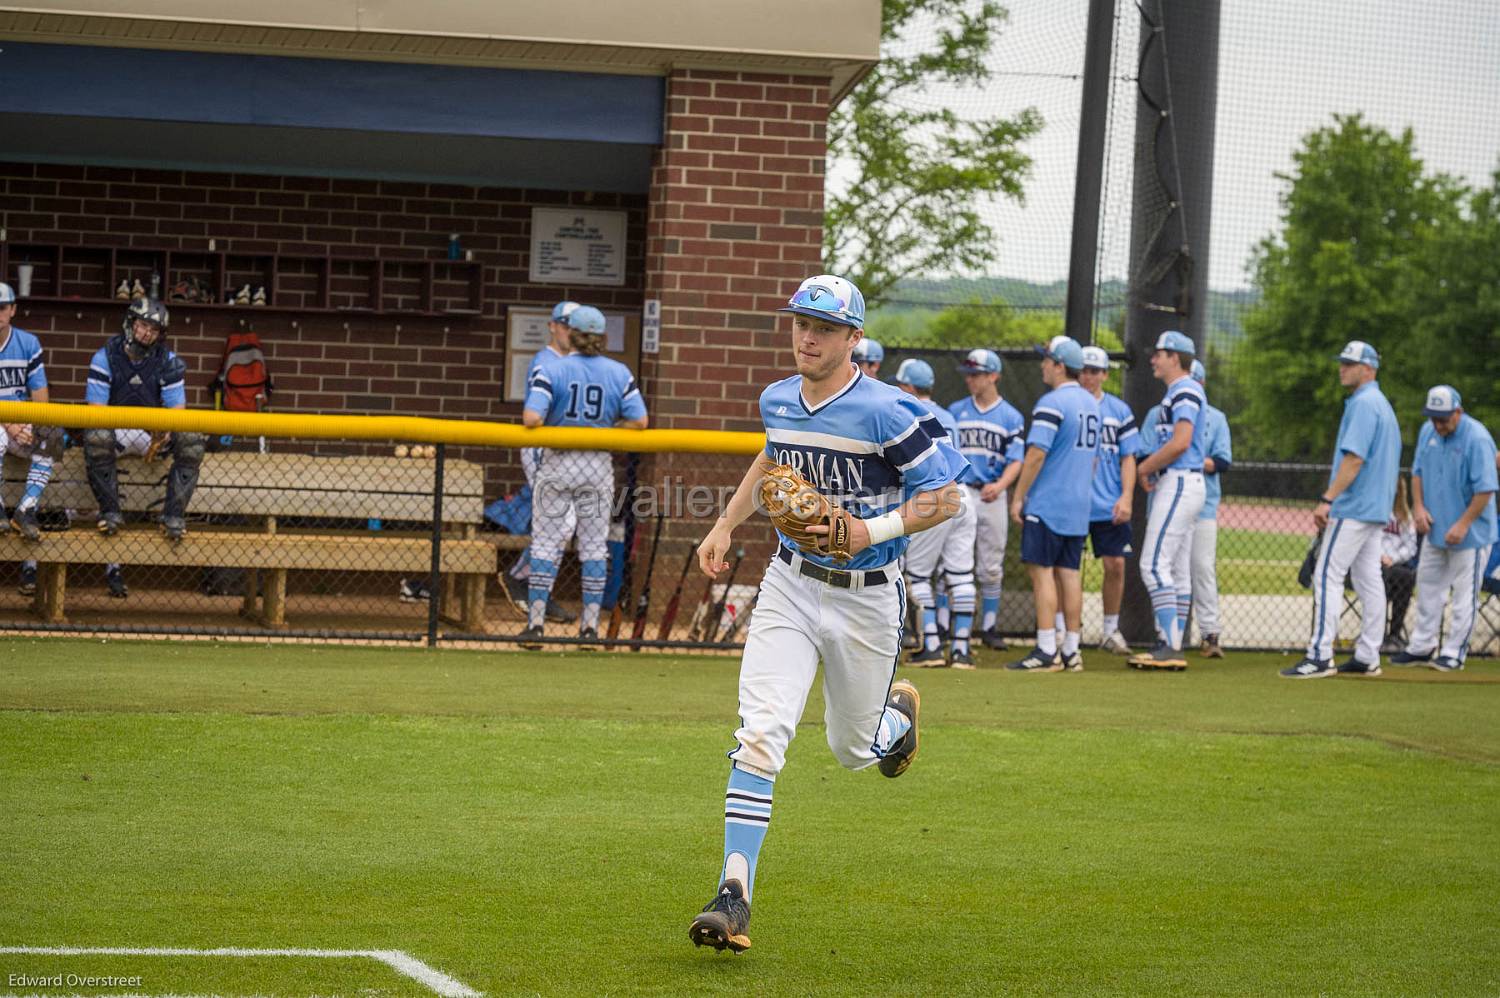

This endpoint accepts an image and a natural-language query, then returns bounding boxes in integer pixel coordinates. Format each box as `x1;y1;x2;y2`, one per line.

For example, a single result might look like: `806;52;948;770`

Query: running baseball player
894;358;980;668
948;348;1025;649
502;300;581;618
1188;360;1232;658
1130;331;1207;670
1078;346;1140;654
689;274;965;954
521;305;647;645
1388;386;1496;673
1006;335;1100;672
852;337;883;377
0;282;62;545
1282;341;1400;678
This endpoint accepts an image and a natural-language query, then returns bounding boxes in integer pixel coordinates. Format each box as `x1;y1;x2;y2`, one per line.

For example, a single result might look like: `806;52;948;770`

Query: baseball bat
705;548;745;645
719;591;757;644
656;547;696;642
630;510;666;646
686;560;719;643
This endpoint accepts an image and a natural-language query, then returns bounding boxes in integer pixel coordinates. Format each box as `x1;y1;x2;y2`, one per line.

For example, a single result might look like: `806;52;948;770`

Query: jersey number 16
1075;413;1100;450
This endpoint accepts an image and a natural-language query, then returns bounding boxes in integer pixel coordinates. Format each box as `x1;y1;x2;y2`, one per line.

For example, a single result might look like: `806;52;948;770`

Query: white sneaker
1100;630;1131;655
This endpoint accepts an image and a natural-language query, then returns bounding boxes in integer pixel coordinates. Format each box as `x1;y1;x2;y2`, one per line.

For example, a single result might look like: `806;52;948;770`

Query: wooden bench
1;449;495;629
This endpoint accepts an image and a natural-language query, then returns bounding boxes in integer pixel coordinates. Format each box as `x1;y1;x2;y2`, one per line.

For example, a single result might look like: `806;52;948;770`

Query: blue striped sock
722;765;773;901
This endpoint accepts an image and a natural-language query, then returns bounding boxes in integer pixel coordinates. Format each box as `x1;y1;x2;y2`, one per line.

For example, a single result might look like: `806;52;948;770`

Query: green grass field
3;638;1498;996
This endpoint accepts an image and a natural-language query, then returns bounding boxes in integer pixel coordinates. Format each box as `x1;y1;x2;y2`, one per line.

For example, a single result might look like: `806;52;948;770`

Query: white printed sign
529;207;628;286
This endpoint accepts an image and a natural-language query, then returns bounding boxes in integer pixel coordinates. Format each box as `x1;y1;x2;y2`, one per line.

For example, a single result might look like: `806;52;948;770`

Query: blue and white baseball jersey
0;327;46;401
527;344;566;381
1089;390;1142;523
918;398;979;485
1329;381;1400;524
947;395;1025;484
87;341;186;407
762;370;965;570
1412;414;1498;550
1024;381;1100;536
1148;375;1206;470
525;353;646;428
1199;403;1233;520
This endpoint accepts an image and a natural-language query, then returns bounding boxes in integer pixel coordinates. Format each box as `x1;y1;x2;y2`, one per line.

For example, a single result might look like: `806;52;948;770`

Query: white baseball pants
1405;542;1491;662
730;553;905;778
1140;470;1206;627
1190;516;1221;639
1307;518;1384;664
530;450;613;563
966;484;1008;594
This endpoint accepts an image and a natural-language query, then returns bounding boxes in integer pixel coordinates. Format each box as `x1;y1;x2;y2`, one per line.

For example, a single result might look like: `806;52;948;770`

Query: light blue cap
1423;384;1461;417
1154;330;1196;356
893;357;935;390
565;305;606;335
1336;340;1380;369
777;274;866;329
853;338;884;363
1190;359;1206;383
958;348;1001;374
551;300;581;322
0;282;14;304
1036;334;1085;370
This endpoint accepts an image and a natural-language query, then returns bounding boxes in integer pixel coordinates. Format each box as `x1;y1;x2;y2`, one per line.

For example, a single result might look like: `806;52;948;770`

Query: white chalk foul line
0;947;481;998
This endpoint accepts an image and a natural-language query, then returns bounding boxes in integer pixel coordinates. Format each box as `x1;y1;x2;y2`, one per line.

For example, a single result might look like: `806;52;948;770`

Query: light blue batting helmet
893;358;935;390
565;305;606;335
777;274;866;329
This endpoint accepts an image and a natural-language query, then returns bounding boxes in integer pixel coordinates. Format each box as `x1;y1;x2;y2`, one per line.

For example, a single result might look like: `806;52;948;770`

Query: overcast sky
850;0;1500;292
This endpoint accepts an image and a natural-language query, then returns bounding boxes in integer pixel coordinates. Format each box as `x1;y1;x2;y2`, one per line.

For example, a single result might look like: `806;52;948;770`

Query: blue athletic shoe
1280;657;1334;679
1389;649;1433;666
1335;657;1381;677
1428;656;1463;673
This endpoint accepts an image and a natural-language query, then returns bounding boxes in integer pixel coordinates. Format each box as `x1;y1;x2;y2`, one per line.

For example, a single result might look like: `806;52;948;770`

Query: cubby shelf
0;242;484;318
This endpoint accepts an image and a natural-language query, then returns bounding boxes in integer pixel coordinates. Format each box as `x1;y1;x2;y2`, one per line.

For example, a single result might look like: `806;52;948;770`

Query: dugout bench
0;450;495;629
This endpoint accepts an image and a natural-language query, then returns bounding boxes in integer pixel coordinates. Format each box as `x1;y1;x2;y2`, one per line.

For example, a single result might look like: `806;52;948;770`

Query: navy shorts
1088;519;1134;558
1021;516;1085;570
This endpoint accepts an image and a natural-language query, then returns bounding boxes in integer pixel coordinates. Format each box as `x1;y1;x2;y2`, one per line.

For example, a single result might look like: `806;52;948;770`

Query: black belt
778;545;889;588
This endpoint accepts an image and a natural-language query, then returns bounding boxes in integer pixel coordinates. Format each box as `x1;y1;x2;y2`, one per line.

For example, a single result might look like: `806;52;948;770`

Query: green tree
825;0;1042;304
1236;114;1463;459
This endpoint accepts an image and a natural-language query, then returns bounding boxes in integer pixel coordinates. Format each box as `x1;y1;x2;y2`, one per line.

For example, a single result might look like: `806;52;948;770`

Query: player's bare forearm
698;453;776;576
1445;491;1494;545
615;416;649;430
899;482;963;536
1119;453;1137;498
1136;423;1192;478
522;409;544;428
31;386;49;406
1314;452;1365;528
996;460;1022;493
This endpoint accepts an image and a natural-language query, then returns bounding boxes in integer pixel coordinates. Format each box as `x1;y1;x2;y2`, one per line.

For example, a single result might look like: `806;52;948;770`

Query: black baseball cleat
105;568;129;599
1335;657;1382;677
517;624;545;650
1061;650;1084;672
10;507;41;542
980;628;1008;651
906;646;947;668
161;516;186;542
1279;657;1334;679
399;579;431;603
18;564;37;596
950;650;975;670
877;680;920;778
97;513;123;536
1006;647;1063;672
1128;643;1188;671
578;626;601;650
1428;655;1464;673
689;878;752;953
1388;649;1433;666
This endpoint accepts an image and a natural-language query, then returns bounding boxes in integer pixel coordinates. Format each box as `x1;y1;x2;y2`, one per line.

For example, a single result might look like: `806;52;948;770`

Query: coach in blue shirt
1390;386;1498;671
1283;340;1401;678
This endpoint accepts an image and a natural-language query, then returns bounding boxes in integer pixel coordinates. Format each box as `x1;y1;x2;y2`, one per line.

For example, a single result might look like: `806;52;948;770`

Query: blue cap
1153;330;1196;356
0;282;14;305
776;274;865;329
1423;384;1462;417
565;305;607;335
1036;334;1085;370
958;348;1001;375
1080;346;1110;371
893;358;935;390
551;300;581;323
853;338;884;363
1336;340;1380;369
1190;359;1206;383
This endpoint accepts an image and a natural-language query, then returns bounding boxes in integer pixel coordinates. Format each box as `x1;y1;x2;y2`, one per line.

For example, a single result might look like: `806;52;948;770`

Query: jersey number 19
566;383;605;420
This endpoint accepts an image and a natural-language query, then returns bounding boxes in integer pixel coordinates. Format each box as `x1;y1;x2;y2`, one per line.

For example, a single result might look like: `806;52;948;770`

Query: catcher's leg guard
83;428;122;516
162;431;206;521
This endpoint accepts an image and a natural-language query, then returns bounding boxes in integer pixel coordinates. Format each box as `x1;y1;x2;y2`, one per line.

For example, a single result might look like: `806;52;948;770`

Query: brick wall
643;68;831;433
0;162;647;486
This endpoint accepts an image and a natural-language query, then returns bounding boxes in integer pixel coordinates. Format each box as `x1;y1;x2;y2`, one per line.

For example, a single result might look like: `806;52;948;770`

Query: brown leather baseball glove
144;431;172;462
759;463;855;562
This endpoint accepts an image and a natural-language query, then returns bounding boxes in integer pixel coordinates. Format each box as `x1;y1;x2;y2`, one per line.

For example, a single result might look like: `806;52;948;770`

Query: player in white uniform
503;301;581;608
0;281;61;561
948;349;1025;649
689;275;965;953
852;337;883;377
521;305;647;644
1187;360;1233;658
894;358;980;668
1131;331;1207;670
1389;386;1497;673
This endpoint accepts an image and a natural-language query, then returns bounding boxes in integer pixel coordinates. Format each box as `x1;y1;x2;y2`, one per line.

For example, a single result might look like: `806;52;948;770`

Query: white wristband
862;509;906;546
